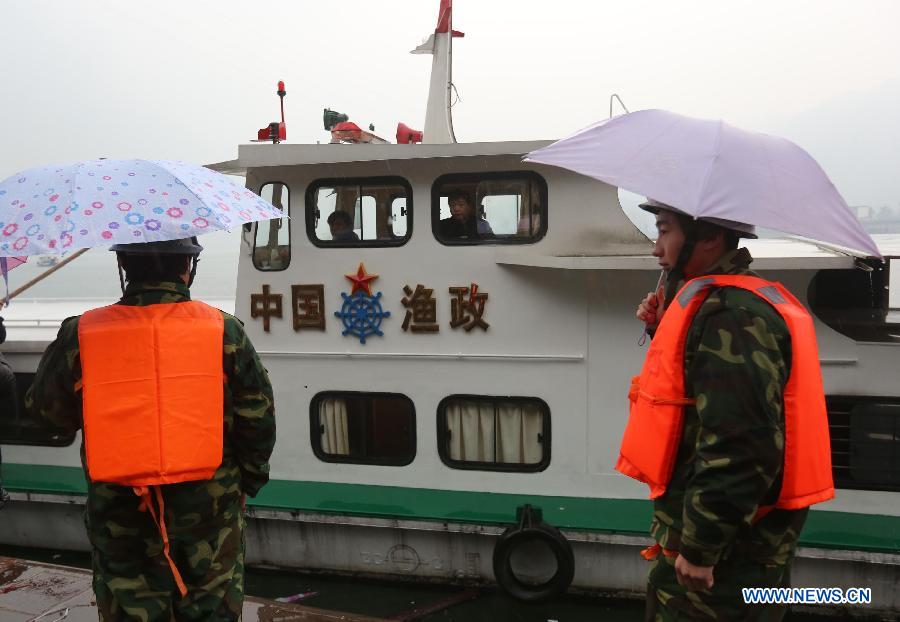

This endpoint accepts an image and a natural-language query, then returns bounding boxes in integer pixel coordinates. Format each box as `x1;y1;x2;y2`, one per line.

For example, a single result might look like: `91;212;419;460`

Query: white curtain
446;400;495;462
446;400;543;464
319;398;350;455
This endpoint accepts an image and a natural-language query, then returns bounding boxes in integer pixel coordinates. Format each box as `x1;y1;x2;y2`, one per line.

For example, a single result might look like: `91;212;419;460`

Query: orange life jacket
78;300;225;486
78;300;226;596
616;275;834;511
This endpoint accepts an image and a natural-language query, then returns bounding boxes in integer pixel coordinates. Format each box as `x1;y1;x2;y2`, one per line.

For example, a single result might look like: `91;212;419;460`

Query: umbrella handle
637;270;666;346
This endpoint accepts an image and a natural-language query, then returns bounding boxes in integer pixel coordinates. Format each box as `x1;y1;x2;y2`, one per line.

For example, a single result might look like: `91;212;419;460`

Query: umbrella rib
67;162;84;249
694;119;724;218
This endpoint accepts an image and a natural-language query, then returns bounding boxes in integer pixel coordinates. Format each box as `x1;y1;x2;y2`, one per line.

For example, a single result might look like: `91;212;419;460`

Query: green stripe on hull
5;463;898;553
4;463;87;495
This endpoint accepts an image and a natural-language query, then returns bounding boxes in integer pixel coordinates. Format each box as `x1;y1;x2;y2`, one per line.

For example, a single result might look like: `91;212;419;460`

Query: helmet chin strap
116;255;126;297
187;256;199;287
663;227;698;310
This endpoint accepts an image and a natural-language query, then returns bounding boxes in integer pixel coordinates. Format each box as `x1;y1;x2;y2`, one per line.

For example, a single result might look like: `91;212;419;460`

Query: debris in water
388;589;479;621
274;590;319;603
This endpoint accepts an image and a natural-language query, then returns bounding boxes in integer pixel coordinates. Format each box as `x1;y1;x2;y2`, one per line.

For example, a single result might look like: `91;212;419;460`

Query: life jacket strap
633;388;697;407
628;376;697;407
133;485;188;598
753;504;775;523
640;543;679;561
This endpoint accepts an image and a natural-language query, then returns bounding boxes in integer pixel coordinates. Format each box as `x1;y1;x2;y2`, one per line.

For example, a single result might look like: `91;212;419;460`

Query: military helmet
639;199;757;239
110;236;204;255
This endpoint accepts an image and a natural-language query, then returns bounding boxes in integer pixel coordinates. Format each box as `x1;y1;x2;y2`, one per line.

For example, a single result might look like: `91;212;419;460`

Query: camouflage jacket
25;282;276;525
650;248;808;567
0;351;14;405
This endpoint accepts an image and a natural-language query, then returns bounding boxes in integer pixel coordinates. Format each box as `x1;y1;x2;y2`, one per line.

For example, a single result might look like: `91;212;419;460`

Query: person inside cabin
327;210;360;242
620;200;833;621
0;316;14;509
380;213;402;241
26;237;276;622
438;189;494;240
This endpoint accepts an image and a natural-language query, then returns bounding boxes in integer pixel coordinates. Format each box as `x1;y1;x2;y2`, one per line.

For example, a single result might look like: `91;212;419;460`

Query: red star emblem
345;262;379;296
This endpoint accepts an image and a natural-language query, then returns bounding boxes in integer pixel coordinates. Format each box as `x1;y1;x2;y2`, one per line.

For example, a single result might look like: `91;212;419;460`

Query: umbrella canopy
1;257;25;271
0;159;285;257
525;109;881;258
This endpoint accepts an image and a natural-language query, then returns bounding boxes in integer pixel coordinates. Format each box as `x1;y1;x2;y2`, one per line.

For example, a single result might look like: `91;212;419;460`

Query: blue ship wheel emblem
335;291;391;344
336;262;391;344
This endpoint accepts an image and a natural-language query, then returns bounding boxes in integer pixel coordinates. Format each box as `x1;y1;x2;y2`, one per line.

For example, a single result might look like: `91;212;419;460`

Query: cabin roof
495;235;900;270
207;140;556;174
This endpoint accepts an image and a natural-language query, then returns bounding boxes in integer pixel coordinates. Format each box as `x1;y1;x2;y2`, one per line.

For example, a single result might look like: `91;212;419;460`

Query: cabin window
432;172;547;245
808;259;899;343
828;396;900;492
310;392;416;466
437;396;550;472
0;373;76;447
252;182;291;271
306;177;412;247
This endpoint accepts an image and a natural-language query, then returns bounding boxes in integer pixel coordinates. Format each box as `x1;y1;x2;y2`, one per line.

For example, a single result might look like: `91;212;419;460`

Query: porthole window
437;395;550;472
253;182;290;271
306;177;411;247
310;392;416;466
0;372;75;447
828;396;900;492
432;172;547;245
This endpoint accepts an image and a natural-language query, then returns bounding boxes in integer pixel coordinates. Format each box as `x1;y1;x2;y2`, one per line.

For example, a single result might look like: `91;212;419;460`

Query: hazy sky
2;0;899;211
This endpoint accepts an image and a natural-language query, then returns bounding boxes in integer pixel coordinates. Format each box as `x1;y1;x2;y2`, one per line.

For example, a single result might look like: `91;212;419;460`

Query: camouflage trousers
644;552;791;621
87;483;246;622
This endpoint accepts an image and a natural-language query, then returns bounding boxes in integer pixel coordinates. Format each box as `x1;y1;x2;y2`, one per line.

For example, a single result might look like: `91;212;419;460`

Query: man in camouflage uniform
636;204;800;621
0;316;15;508
27;238;275;621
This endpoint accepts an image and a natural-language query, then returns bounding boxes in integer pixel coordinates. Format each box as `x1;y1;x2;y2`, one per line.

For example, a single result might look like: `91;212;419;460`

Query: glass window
253;182;290;271
0;372;76;447
828;396;900;492
390;196;408;238
311;392;416;465
307;178;411;247
437;395;550;472
808;259;899;343
432;172;547;245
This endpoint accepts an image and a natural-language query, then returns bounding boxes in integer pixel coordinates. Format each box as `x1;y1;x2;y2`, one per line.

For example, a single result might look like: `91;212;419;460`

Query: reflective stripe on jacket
78;301;225;486
616;274;834;510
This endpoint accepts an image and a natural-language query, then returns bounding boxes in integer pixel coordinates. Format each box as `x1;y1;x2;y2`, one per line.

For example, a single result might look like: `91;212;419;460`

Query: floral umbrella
0;159;285;257
0;256;26;305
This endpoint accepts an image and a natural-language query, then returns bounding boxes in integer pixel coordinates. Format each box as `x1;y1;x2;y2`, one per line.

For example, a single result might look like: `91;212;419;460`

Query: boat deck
0;556;386;622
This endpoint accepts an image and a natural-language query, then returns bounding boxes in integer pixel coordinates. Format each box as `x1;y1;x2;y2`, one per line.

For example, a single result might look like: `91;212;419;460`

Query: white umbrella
525;109;881;258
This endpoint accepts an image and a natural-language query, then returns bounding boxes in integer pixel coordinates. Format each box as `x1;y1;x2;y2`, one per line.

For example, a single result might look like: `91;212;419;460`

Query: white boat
2;0;899;613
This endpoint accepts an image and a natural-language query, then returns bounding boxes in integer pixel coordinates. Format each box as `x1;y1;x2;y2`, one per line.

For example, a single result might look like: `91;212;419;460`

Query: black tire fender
492;505;575;602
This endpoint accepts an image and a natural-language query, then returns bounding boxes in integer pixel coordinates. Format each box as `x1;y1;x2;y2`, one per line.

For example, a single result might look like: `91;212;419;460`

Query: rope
133;485;188;598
